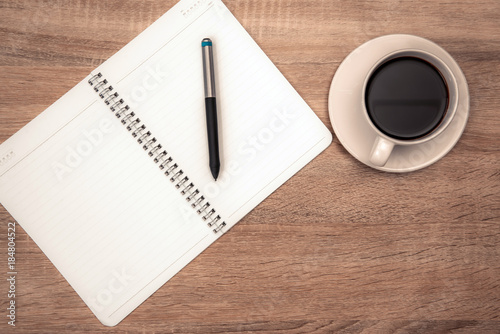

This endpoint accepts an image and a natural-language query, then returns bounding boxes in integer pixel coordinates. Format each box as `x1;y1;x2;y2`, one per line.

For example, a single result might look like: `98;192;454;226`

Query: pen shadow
213;41;226;174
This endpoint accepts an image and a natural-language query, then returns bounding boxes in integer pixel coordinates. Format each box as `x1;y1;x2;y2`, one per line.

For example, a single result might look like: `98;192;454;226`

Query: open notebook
0;0;331;326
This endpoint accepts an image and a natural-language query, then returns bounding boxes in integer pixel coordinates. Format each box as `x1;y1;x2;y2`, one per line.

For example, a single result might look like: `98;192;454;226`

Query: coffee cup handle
369;137;395;167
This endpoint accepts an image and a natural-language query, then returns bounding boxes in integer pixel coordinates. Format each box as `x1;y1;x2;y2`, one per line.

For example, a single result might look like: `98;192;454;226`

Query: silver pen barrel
202;38;216;98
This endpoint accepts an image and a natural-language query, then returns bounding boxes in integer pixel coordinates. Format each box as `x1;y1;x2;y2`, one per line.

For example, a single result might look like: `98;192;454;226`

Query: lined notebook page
0;92;215;325
110;0;332;226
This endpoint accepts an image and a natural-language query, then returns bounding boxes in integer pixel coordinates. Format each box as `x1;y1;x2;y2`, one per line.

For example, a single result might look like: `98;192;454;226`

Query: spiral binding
88;72;226;234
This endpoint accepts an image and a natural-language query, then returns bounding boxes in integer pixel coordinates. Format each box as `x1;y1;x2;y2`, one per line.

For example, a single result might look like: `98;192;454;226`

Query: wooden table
1;0;499;333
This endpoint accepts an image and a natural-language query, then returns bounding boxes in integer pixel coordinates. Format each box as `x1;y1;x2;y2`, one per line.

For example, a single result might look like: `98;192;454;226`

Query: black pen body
205;97;220;180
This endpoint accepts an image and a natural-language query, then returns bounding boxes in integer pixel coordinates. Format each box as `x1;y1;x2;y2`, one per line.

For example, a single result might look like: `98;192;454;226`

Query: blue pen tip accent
202;38;212;47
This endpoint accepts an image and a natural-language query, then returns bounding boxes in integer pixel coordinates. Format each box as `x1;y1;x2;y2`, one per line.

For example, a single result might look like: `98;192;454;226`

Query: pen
202;38;221;181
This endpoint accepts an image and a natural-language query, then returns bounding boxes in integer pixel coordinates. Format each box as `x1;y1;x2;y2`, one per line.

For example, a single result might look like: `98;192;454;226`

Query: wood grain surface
1;0;499;333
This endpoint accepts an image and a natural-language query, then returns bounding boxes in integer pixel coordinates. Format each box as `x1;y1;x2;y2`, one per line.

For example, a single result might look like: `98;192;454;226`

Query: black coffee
365;56;449;140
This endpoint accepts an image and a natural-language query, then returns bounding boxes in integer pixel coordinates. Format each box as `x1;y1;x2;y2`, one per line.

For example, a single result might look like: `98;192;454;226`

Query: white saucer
328;34;469;172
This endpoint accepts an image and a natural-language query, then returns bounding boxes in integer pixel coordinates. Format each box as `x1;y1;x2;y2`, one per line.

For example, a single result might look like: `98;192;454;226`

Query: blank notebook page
0;96;213;324
106;0;332;226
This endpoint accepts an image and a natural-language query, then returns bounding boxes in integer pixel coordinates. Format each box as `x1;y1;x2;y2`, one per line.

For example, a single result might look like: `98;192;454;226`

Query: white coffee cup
363;49;459;167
